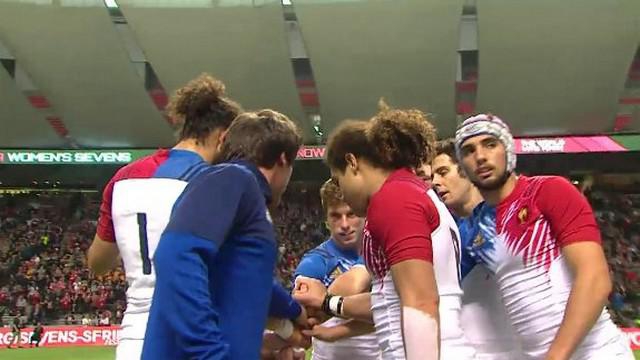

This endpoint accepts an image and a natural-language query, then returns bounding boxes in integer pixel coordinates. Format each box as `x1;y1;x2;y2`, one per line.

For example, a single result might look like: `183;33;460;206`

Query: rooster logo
518;207;529;224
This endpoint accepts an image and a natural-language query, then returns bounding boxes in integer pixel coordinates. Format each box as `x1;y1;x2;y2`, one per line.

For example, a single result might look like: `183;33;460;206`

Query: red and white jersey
96;149;207;349
469;176;631;359
461;265;523;360
362;168;476;360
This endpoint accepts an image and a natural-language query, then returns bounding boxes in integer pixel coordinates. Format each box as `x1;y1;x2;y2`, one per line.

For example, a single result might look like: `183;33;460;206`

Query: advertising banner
623;328;640;351
0;134;637;164
0;325;638;350
514;136;627;154
0;325;120;348
0;150;153;165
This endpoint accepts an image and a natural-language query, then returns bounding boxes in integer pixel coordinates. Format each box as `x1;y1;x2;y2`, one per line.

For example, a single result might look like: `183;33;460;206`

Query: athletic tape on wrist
328;296;340;315
273;319;294;340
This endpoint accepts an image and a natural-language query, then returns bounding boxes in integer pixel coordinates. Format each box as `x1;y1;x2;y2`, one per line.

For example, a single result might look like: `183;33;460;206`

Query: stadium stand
0;183;327;327
0;184;637;328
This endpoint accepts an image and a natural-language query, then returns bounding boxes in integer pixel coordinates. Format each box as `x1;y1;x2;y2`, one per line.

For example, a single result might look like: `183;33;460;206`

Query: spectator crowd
0;183;638;328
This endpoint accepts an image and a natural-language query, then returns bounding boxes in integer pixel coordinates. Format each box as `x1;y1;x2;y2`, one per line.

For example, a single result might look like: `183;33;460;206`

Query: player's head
168;73;242;156
216;109;302;208
415;162;433;186
325;100;436;216
431;139;475;210
320;179;364;250
455;114;516;191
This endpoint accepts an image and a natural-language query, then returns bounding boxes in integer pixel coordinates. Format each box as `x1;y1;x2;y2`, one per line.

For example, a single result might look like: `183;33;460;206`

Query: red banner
0;325;120;348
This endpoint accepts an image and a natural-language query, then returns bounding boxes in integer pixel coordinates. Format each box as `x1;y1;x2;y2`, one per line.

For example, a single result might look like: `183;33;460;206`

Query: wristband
273;319;294;340
322;294;345;317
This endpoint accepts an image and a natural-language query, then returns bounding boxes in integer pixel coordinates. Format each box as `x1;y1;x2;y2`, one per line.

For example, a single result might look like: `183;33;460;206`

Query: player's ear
276;152;289;168
345;153;358;174
216;129;228;153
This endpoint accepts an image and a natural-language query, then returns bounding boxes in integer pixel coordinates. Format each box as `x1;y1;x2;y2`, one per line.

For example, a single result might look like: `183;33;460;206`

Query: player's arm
328;265;371;296
269;280;307;327
303;318;375;342
539;178;612;360
294;277;373;323
369;186;440;360
87;178;120;275
391;260;440;360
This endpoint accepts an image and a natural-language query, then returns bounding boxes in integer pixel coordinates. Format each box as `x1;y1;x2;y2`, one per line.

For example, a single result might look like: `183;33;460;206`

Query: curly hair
325;100;437;172
367;99;437;170
325;120;381;171
167;73;242;143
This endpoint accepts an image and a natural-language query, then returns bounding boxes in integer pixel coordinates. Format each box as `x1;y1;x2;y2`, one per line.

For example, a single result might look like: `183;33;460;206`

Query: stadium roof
0;0;638;149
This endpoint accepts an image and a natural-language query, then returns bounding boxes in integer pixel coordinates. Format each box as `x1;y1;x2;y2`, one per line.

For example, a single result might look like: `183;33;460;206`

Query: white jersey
96;149;207;359
467;176;632;359
362;168;476;360
311;317;381;360
461;265;523;360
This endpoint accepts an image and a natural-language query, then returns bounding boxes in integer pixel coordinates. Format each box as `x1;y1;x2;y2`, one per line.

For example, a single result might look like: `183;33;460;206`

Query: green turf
0;346;115;360
0;346;636;359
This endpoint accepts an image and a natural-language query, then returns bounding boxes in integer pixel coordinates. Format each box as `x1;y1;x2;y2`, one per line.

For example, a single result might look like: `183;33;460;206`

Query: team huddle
86;73;632;360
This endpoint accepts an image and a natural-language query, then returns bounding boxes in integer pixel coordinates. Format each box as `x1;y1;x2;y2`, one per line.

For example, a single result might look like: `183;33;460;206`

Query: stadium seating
0;185;636;327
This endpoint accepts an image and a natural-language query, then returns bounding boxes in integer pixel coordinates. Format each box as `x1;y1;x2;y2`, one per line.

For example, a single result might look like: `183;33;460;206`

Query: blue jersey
456;201;498;280
142;161;281;360
294;239;363;287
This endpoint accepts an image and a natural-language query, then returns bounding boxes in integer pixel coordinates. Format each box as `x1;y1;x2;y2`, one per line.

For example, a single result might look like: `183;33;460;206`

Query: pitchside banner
0;325;638;349
0;325;119;347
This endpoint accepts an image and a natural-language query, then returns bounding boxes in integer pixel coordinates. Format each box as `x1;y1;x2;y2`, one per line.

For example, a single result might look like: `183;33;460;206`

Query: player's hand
293;276;327;310
286;326;312;349
302;324;348;343
273;346;306;360
306;311;330;327
262;332;289;354
294;302;308;328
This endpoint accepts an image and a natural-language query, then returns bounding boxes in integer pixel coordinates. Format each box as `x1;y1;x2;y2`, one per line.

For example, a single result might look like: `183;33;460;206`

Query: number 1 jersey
96;149;208;342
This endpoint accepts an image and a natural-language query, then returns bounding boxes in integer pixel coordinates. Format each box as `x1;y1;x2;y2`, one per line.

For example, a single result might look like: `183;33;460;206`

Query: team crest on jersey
518;206;529;224
329;267;343;280
473;233;485;248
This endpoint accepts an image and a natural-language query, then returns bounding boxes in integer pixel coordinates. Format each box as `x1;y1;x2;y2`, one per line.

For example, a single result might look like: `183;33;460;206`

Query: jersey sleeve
269;280;302;320
96;177;116;242
536;176;601;247
144;232;229;359
164;166;261;248
367;182;436;266
293;252;328;281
